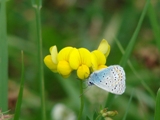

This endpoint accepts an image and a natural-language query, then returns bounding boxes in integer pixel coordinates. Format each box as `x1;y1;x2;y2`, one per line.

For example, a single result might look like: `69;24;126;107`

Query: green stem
78;80;84;120
32;0;46;120
36;8;46;120
0;0;8;111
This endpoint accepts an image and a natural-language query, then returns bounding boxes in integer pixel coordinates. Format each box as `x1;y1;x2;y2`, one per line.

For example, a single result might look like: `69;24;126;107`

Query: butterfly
87;65;126;95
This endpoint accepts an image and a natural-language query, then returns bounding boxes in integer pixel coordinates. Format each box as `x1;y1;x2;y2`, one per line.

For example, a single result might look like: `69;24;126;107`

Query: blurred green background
6;0;160;120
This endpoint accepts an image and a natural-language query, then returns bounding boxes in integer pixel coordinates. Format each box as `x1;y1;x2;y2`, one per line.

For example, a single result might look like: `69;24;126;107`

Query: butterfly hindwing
88;65;126;95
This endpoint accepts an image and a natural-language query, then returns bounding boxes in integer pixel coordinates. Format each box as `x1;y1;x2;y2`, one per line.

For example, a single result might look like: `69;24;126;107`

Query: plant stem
32;0;46;120
78;80;84;120
36;7;46;120
0;0;8;111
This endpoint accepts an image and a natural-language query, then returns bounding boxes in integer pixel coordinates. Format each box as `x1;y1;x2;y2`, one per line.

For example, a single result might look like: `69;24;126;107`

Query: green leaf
14;51;25;120
0;0;8;111
148;3;160;50
154;88;160;120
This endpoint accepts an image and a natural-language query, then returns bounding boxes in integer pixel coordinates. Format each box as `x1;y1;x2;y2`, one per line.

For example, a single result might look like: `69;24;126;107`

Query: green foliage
32;0;46;119
148;3;160;50
0;0;8;111
1;0;160;120
14;51;25;120
119;0;150;68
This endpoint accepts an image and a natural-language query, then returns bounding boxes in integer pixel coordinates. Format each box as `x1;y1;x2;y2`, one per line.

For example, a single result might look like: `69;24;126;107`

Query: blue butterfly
87;65;126;95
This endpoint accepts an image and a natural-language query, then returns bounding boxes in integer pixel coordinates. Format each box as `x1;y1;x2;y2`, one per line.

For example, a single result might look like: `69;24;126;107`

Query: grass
148;3;160;50
0;0;8;111
119;0;150;68
14;51;25;120
1;0;160;120
105;0;150;108
32;0;46;120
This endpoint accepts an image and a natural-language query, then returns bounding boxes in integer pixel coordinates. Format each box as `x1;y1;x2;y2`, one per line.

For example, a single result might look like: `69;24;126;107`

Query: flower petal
57;60;72;76
50;45;58;64
77;65;90;80
97;39;110;57
69;48;81;69
44;55;57;72
78;48;92;67
91;53;98;71
58;47;74;61
97;64;107;70
91;50;106;71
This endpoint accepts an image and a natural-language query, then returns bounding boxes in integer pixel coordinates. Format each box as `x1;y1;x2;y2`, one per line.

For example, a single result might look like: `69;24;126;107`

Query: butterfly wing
88;65;126;95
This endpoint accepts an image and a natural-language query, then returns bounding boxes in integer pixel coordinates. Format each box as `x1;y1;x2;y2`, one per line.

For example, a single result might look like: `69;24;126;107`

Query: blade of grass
154;88;160;120
119;0;150;68
115;38;156;100
14;51;25;120
122;89;134;120
105;0;150;107
148;3;160;50
31;0;46;120
0;0;8;111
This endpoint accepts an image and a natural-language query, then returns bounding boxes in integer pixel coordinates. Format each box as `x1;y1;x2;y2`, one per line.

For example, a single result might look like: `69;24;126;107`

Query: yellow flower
44;55;57;72
50;45;58;64
91;50;107;71
44;45;58;72
69;48;92;79
44;39;111;80
44;46;73;77
57;60;72;77
77;64;90;80
91;39;110;71
57;47;74;77
97;39;110;57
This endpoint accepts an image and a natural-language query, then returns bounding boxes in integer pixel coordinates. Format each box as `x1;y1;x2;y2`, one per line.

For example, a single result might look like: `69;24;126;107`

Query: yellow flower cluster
44;39;110;80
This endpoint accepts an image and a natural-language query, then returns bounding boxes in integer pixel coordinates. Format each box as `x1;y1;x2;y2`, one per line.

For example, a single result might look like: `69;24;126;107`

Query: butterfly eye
88;81;94;85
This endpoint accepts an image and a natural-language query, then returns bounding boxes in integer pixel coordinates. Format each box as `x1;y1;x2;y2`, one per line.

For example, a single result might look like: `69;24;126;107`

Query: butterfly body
88;65;126;95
